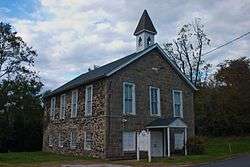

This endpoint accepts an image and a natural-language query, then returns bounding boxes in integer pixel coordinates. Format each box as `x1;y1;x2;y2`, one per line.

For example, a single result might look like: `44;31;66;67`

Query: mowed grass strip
0;151;95;166
151;136;250;165
0;136;250;166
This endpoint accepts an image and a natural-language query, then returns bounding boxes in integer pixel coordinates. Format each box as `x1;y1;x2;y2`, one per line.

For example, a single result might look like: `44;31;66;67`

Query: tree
0;22;37;81
0;76;43;152
195;57;250;136
0;22;43;152
164;18;211;86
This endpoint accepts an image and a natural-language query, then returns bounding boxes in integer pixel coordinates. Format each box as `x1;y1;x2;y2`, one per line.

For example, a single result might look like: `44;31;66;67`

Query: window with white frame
70;130;77;149
122;131;136;151
85;85;93;116
173;90;183;118
48;134;53;147
58;132;63;148
60;94;66;119
50;97;56;120
71;90;78;118
84;131;92;150
123;82;135;115
149;86;161;116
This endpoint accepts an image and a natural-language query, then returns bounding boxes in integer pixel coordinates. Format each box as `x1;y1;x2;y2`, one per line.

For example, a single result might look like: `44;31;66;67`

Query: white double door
151;131;163;157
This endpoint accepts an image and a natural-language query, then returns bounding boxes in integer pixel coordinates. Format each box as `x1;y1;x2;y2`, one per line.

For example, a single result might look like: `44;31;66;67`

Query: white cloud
3;0;250;90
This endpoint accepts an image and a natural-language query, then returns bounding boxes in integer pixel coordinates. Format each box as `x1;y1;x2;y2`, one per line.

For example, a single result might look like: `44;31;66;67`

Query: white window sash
50;97;56;120
58;133;63;147
149;86;161;116
172;90;183;118
49;135;53;147
85;85;93;116
71;90;78;118
60;94;66;119
123;82;136;115
84;131;92;150
122;131;136;151
70;131;76;149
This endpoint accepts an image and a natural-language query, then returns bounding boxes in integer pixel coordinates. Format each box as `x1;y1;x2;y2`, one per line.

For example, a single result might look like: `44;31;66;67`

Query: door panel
151;131;163;157
174;132;184;150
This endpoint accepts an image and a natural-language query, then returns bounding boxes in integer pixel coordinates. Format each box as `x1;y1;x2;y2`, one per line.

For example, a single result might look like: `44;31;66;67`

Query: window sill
84;114;92;117
174;116;183;119
150;114;161;117
70;146;76;150
123;113;136;116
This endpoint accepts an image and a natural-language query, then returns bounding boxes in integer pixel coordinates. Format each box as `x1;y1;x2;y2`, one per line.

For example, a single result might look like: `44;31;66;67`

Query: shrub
187;136;207;154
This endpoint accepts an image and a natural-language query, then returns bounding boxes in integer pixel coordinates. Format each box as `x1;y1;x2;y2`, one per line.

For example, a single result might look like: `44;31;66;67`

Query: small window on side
48;134;53;147
85;85;93;116
50;97;56;120
71;90;78;118
84;131;92;150
70;130;77;149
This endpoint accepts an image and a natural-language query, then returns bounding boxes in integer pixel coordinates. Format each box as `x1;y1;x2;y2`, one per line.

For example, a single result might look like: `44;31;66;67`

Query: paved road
196;155;250;167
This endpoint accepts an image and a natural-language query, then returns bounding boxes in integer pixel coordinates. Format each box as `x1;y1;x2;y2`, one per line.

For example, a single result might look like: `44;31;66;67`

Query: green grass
0;151;97;167
151;136;250;165
1;136;250;167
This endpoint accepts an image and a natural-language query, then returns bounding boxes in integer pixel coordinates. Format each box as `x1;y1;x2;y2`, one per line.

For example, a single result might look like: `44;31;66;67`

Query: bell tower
134;10;157;52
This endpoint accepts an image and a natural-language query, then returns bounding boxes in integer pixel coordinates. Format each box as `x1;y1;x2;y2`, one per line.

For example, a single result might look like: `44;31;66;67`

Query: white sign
138;130;149;151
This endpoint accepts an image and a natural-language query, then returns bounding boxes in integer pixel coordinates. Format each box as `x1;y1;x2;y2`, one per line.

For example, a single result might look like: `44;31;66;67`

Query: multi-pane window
84;131;92;150
48;134;53;147
173;90;183;118
60;94;66;119
58;132;63;148
71;90;78;118
70;130;77;149
122;132;136;151
150;87;161;116
123;82;135;115
50;97;56;120
85;85;93;116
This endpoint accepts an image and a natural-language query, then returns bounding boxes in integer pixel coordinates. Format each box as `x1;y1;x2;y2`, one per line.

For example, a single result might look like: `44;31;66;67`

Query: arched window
138;37;142;46
147;37;151;46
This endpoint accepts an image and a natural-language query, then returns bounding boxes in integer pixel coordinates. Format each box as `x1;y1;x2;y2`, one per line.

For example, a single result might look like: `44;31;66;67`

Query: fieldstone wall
105;48;195;158
43;48;195;159
43;79;107;158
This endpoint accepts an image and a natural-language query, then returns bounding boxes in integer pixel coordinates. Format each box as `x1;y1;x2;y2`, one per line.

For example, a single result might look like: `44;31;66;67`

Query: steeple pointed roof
134;10;157;35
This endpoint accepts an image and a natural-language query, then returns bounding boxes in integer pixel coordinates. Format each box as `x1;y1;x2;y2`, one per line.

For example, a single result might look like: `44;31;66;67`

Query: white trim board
106;43;197;91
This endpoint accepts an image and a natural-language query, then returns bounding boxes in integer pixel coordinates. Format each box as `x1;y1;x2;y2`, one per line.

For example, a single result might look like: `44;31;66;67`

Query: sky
0;0;250;90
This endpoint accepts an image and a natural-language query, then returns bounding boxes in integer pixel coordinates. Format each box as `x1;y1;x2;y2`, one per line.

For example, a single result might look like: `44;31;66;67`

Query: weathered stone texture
105;49;194;158
43;48;195;159
43;79;107;158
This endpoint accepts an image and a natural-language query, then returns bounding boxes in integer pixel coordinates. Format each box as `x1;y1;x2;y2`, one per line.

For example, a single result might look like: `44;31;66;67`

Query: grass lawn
1;136;250;167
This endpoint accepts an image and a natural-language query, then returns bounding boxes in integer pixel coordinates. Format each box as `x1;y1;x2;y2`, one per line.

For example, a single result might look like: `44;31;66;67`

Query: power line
203;31;250;56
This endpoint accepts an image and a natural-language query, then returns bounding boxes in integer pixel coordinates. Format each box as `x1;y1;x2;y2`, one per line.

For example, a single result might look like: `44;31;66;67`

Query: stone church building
43;10;196;159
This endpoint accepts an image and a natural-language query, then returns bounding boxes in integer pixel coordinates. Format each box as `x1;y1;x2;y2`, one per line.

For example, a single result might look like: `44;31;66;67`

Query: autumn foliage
195;57;250;136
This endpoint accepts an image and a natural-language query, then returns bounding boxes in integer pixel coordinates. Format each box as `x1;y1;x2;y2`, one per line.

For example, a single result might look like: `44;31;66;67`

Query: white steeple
134;10;157;52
